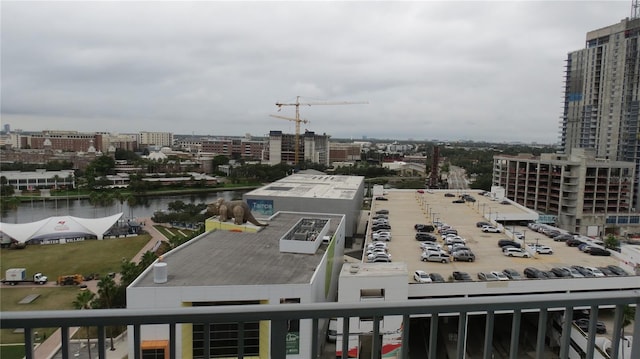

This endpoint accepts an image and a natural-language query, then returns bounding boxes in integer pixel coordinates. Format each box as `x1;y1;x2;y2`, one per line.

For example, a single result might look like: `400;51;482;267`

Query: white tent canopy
0;213;123;243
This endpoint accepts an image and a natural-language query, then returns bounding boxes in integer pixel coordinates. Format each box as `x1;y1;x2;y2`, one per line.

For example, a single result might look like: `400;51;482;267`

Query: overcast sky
1;1;633;143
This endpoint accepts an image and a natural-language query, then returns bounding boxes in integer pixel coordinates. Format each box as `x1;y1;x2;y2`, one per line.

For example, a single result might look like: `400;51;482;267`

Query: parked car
481;226;501;233
369;256;392;263
440;229;458;235
550;267;571;278
498;239;521;248
563;266;585;278
597;266;616;276
366;248;388;257
414;270;433;283
490;271;509;281
452;199;465;204
584;267;606;277
503;268;522;280
375;209;389;214
429;273;445;283
375;196;388;201
589;247;611;256
444;193;456;197
367;242;388;250
524;267;547;279
553;233;574;242
476;221;492;228
372;224;391;231
566;238;584;247
513;232;525;240
528;244;553;254
449;245;471;253
419;242;442;251
421;252;450;263
503;247;530;258
372;232;392;241
574;318;607;334
478;272;499;281
416;232;438;242
607;265;629;276
414;224;435;232
444;236;466;245
452;271;473;282
367;252;391;261
452;250;476;262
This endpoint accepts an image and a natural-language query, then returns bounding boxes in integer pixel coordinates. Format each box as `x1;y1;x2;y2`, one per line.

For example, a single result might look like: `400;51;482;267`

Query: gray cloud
1;1;631;143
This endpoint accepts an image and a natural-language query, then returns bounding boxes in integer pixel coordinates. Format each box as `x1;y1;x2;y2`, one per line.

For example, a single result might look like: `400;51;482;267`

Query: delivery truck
1;268;48;285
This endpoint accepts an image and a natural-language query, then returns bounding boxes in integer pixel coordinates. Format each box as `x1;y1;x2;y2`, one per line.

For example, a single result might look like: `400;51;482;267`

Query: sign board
247;199;274;216
285;332;299;354
538;215;557;224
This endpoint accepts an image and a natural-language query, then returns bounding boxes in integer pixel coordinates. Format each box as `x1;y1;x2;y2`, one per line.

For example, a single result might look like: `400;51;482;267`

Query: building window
192;301;260;358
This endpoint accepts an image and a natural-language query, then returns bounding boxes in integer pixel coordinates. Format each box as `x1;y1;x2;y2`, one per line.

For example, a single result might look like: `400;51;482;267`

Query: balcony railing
2;290;639;359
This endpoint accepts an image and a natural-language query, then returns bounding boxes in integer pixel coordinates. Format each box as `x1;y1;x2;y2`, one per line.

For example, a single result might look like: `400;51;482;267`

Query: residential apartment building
139;131;174;148
493;149;635;236
561;16;640;206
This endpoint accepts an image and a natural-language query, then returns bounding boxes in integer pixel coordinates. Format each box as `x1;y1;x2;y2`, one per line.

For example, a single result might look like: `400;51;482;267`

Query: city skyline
1;1;633;143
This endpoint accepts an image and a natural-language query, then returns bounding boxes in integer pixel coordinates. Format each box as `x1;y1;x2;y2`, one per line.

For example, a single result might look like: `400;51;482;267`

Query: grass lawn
1;344;25;359
1;287;79;344
1;235;152;345
1;235;151;281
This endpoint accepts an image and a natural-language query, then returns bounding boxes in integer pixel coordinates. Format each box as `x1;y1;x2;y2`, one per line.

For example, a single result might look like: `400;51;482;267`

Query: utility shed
243;174;364;237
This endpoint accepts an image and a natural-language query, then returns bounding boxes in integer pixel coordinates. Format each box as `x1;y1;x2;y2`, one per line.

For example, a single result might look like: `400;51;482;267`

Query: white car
419;242;442;251
372;232;392;241
414;270;433;283
368;242;388;250
423;248;449;257
444;236;466;244
366;248;388;257
482;226;501;233
503;247;530;258
513;232;525;240
367;252;391;261
584;266;606;277
533;245;553;254
491;271;510;281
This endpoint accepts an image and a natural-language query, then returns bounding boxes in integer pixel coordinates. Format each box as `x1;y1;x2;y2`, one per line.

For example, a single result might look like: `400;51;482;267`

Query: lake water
1;191;246;224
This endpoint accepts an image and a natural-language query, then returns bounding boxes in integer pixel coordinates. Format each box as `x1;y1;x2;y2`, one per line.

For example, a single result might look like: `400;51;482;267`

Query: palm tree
620;305;636;358
72;290;96;359
97;276;118;350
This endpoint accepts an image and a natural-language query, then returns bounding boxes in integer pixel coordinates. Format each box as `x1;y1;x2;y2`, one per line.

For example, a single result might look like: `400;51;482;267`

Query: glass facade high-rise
561;17;640;206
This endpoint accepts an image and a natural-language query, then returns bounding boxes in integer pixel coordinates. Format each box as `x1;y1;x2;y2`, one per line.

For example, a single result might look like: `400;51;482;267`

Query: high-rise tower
561;15;640;206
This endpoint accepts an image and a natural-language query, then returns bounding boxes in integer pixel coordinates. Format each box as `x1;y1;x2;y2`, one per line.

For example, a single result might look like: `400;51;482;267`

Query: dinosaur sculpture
206;198;269;226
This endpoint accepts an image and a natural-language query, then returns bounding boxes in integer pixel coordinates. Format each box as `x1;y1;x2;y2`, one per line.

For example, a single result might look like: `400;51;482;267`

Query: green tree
604;234;620;249
96;276;119;350
73;290;96;359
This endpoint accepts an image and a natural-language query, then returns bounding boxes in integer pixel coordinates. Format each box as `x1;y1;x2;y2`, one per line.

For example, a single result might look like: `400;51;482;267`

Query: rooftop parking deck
365;189;637;297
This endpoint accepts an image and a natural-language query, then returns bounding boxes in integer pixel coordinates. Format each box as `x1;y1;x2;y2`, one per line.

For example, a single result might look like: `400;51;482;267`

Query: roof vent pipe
154;257;168;284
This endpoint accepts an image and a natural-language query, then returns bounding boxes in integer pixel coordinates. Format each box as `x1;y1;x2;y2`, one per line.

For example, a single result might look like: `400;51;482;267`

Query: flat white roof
246;174;364;200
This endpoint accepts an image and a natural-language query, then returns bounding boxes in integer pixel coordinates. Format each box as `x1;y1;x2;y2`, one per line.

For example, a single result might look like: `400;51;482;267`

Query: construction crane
273;96;368;164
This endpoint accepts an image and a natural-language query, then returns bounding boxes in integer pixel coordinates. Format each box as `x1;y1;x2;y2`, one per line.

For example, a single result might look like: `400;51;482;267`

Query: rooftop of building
246;173;364;200
362;189;638;298
131;211;344;288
